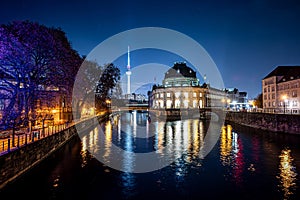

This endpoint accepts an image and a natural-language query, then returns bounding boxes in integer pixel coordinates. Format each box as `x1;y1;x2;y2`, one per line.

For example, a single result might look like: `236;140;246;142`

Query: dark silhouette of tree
72;59;102;119
254;93;263;108
95;63;120;110
72;61;121;118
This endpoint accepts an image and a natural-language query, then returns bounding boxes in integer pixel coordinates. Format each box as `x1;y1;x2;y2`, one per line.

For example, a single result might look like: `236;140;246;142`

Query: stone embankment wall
225;111;300;134
0;116;101;189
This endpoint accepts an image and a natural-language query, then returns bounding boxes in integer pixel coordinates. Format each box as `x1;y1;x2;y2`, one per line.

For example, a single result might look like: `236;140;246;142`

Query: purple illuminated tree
0;20;81;128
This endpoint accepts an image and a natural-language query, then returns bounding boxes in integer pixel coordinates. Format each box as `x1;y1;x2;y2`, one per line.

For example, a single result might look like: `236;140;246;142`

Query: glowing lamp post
106;99;111;109
282;95;287;114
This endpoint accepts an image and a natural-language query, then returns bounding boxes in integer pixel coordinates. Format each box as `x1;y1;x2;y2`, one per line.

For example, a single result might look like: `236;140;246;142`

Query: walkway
0;112;107;156
0;122;70;156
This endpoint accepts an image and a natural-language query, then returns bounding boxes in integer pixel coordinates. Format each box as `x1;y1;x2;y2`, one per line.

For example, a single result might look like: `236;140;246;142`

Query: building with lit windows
0;69;72;129
224;88;250;111
149;62;225;114
262;66;300;114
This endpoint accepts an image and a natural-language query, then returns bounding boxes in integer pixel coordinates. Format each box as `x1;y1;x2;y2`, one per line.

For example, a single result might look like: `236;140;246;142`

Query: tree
254;93;263;108
72;61;121;119
0;20;81;128
95;63;121;110
72;59;102;119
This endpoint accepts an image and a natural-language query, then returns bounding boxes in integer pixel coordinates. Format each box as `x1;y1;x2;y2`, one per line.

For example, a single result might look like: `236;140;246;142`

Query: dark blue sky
1;0;300;98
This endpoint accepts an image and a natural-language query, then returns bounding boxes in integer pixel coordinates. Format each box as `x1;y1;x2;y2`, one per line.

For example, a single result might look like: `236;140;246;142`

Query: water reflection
80;136;88;168
81;111;208;196
277;149;298;199
220;124;245;185
3;114;300;199
220;125;238;166
79;113;298;199
120;172;137;198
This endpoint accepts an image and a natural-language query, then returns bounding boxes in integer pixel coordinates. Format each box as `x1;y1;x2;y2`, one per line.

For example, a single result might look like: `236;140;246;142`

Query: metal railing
0;113;106;156
0;122;70;156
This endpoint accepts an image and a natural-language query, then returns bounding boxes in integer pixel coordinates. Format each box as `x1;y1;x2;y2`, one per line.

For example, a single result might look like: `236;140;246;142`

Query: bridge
111;103;149;112
110;104;225;122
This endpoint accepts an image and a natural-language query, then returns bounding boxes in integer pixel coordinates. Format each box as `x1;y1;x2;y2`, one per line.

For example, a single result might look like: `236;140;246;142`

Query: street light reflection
277;149;297;199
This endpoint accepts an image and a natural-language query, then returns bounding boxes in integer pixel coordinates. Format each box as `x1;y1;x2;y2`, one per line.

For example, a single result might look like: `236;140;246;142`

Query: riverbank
0;114;107;190
225;111;300;135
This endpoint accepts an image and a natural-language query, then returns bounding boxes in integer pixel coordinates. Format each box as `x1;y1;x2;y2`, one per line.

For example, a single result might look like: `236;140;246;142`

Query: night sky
1;0;300;98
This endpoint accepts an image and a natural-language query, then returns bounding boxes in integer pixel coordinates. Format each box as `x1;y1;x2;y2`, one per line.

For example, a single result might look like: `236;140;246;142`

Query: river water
1;111;300;200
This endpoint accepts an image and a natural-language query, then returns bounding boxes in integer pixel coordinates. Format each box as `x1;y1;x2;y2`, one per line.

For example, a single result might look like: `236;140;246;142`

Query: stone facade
262;66;300;113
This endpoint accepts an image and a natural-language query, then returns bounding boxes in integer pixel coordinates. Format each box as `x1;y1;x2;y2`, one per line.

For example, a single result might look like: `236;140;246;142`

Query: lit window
166;100;172;108
193;92;197;97
184;92;188;98
183;100;189;108
292;90;297;97
199;99;203;108
167;93;171;98
293;101;298;106
193;100;197;108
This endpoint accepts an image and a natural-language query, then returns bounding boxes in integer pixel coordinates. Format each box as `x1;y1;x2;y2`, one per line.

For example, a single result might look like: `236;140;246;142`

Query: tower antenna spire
127;46;130;70
126;45;132;97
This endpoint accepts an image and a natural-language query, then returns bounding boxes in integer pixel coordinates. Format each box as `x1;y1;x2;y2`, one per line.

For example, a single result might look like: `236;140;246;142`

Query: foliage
72;61;121;118
95;63;121;110
0;20;82;128
254;93;263;108
72;59;102;119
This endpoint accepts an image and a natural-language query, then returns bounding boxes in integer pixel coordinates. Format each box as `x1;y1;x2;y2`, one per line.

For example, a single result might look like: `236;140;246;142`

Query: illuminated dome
163;62;199;87
164;62;196;79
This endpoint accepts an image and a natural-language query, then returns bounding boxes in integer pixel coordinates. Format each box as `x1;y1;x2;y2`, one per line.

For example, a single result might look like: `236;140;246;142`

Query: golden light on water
104;120;112;159
277;149;297;199
220;125;232;166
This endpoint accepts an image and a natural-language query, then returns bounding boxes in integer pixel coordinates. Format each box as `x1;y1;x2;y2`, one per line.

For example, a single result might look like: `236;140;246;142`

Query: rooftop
263;66;300;81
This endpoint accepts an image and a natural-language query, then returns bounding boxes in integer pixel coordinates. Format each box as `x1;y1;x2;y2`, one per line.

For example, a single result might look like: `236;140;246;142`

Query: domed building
150;62;205;110
150;62;225;111
163;62;199;87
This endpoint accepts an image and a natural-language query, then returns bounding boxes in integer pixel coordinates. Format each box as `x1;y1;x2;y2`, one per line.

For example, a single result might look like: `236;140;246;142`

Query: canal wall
225;111;300;134
0;116;103;190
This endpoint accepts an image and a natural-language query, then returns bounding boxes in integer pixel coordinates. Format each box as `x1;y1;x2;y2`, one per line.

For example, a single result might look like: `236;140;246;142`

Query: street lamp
282;95;287;114
106;99;111;109
227;99;231;110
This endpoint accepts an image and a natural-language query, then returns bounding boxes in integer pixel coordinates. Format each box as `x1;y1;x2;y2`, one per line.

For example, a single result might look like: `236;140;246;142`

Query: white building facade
150;62;225;110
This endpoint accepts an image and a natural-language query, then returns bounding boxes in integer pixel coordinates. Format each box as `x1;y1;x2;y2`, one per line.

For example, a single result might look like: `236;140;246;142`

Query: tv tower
126;46;131;97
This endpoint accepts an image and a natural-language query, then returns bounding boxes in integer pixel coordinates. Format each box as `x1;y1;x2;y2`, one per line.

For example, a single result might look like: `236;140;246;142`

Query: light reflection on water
220;125;245;185
220;124;298;199
81;111;208;194
277;149;297;199
2;112;300;199
78;112;299;199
